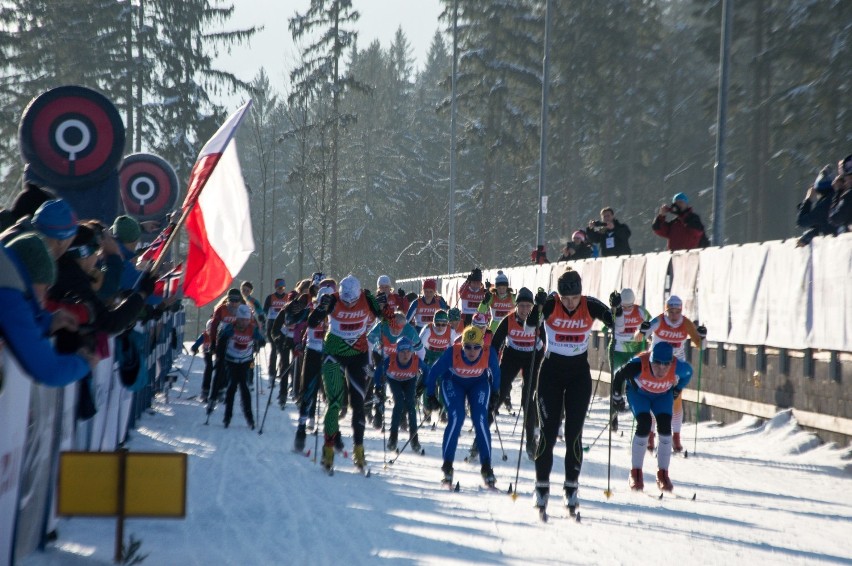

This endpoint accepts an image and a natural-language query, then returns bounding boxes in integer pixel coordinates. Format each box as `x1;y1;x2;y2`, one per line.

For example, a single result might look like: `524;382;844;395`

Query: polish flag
183;101;254;307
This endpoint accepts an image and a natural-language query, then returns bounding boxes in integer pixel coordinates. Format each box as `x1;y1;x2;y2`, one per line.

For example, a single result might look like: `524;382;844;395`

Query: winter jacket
652;207;707;251
829;188;852;233
585;220;632;256
0;247;90;387
796;193;834;245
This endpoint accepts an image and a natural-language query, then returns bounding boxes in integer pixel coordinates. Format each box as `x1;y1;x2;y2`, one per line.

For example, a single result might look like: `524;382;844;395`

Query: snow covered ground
22;349;852;566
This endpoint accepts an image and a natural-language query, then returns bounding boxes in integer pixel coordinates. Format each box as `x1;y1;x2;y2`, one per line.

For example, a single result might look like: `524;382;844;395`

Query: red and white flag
154;263;183;299
183;101;254;307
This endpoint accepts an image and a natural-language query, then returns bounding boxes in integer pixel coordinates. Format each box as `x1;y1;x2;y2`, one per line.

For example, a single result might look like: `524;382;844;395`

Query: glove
611;393;627;413
318;293;334;312
697;324;707;339
672;389;682;400
137;270;157;296
482;288;492;305
425;394;440;411
609;291;621;309
191;345;199;355
448;307;461;322
376;292;388;308
534;289;548;306
488;392;500;415
639;321;651;335
396;288;405;298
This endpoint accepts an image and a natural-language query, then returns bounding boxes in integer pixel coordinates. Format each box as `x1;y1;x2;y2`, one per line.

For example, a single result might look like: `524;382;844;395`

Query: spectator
0;232;95;386
586;207;632;256
31;199;79;258
530;244;549;265
829;154;852;233
558;231;593;261
795;166;835;247
111;214;143;290
652;192;709;251
0;181;56;231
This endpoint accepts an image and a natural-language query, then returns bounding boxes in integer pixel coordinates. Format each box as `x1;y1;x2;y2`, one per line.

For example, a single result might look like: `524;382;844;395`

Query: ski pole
387;415;427;465
313;388;322;464
604;401;614;498
177;352;197;398
511;302;543;500
693;346;704;455
493;411;508;462
586;354;605;419
583;410;618;453
258;358;296;435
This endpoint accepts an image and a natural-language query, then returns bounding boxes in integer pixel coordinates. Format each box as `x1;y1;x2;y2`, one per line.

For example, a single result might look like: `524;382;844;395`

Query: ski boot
534;482;549;521
247;419;255;431
672;432;683;453
371;410;383;430
306;417;315;432
387;431;398;452
647;430;656;452
629;468;644;491
481;462;496;488
353;445;366;469
410;435;422;454
656;469;673;492
563;481;579;515
441;462;454;488
321;444;335;473
294;425;307;452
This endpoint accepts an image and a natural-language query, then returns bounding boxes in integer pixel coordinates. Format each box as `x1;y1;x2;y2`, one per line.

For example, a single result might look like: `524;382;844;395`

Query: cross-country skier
263;277;288;379
207;304;265;429
376;274;410;314
190;316;214;402
525;268;623;515
638;295;706;452
457;268;487;326
611;342;693;491
406;278;450;331
489;287;542;458
294;287;330;452
477;270;515;332
367;307;424;429
375;336;423;453
608;288;651;431
425;325;501;488
307;274;388;472
418;309;457;424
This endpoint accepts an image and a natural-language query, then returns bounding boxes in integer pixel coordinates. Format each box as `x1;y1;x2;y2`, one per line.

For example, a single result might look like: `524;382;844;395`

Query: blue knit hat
32;199;78;240
672;192;689;204
814;166;834;192
650;342;674;364
396;336;413;352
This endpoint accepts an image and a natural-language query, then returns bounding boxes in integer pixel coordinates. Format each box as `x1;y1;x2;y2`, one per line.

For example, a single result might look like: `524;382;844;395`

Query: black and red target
119;153;180;221
18;85;125;190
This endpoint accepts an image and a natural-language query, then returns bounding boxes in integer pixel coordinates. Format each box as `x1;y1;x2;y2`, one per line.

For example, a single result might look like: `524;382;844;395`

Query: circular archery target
119;153;180;220
18;85;125;190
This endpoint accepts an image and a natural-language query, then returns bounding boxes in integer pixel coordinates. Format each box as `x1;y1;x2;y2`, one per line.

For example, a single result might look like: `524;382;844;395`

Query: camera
590;220;607;228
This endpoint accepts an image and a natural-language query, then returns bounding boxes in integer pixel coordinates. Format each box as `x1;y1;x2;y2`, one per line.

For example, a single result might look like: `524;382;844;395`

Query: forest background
1;0;849;322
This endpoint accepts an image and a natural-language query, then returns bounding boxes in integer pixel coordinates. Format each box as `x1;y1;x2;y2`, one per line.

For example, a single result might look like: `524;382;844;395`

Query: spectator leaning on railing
829;154;852;233
586;207;632;256
795;166;835;247
558;230;593;261
652;192;709;251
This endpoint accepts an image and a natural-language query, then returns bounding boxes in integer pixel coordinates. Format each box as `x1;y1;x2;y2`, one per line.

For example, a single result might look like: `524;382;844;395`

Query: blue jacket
425;345;501;397
0;248;90;387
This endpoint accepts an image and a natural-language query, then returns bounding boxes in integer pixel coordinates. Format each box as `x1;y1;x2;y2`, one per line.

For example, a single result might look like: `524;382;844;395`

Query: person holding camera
796;166;836;247
652;193;709;251
586;207;632;257
557;231;593;261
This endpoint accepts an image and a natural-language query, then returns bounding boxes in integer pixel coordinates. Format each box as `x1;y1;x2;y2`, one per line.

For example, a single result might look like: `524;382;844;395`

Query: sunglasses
463;344;482;351
434;322;448;326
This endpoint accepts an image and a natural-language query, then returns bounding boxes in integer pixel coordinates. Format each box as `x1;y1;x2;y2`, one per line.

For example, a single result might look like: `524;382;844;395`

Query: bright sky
215;0;445;109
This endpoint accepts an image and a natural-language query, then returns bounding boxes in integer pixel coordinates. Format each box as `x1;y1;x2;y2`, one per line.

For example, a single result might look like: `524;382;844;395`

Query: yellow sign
58;451;186;518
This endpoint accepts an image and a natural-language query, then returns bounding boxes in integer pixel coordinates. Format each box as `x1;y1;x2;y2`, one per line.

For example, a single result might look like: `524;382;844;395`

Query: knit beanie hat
227;288;242;301
666;295;682;308
340;274;361;303
814;166;834;192
396;336;414;352
650;342;674;364
433;309;449;323
620;288;635;307
7;233;56;285
422;278;437;291
516;287;534;304
557;269;582;296
111;215;141;244
236;304;252;319
494;270;509;286
377;274;391;288
672;192;689;204
32;199;78;240
461;326;485;346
